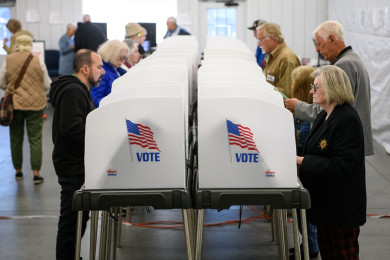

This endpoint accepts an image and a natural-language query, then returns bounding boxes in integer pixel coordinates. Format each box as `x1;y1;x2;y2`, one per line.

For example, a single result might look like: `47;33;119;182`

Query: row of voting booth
72;36;311;260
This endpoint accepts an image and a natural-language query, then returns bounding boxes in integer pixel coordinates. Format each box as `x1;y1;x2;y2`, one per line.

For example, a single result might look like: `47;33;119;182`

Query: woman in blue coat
91;39;129;107
297;65;366;260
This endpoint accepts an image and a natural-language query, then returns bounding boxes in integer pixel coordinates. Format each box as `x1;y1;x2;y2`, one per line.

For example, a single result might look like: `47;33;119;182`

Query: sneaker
33;175;44;184
15;172;23;180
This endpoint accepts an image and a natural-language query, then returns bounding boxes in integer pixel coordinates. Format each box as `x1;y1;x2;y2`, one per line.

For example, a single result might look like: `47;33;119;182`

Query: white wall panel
329;0;390;152
243;0;328;61
12;0;82;50
183;0;326;61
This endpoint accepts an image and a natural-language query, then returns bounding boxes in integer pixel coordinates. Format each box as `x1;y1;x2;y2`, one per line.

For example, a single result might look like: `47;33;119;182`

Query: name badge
266;74;275;82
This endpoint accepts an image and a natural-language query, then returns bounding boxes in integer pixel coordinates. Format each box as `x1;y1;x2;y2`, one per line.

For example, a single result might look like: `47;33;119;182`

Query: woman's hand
296;156;304;165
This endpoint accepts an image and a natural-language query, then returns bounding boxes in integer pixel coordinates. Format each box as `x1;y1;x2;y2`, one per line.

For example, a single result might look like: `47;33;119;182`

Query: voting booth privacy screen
84;36;298;190
84;36;198;189
197;36;297;188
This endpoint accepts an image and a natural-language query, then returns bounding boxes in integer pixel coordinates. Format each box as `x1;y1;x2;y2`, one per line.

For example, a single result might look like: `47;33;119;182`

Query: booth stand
193;186;311;260
72;187;194;260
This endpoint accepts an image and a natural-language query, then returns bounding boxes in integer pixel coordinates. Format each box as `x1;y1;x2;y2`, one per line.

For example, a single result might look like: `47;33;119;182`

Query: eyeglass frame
310;84;323;92
119;55;128;62
257;34;271;43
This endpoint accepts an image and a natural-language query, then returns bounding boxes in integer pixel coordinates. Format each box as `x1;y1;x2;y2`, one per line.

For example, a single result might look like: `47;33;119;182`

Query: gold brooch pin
319;139;327;150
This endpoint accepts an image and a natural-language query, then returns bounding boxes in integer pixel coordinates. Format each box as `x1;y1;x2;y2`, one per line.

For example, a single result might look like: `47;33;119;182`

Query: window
207;8;236;38
0;7;11;55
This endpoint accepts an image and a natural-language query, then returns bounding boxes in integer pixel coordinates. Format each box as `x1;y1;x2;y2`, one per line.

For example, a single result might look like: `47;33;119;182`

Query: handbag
0;54;34;126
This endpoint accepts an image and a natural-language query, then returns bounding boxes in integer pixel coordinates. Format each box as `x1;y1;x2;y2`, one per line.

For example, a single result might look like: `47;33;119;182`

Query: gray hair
313;20;344;41
258;22;284;43
123;38;138;54
97;39;129;65
312;65;354;105
83;14;91;22
66;23;76;30
167;16;176;24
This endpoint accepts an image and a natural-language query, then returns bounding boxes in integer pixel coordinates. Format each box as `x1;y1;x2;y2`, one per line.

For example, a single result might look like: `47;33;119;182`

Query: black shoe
15;172;23;180
289;252;319;259
33;175;44;184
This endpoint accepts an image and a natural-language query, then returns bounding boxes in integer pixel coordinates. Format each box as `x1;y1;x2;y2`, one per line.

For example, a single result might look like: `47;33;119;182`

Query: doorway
199;1;246;52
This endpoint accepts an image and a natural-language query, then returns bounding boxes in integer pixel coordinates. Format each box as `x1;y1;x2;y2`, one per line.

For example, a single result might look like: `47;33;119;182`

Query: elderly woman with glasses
297;65;366;260
90;39;129;107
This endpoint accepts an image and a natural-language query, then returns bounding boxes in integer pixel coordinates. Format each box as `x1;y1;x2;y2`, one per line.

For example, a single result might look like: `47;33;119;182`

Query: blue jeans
297;210;319;254
56;175;89;260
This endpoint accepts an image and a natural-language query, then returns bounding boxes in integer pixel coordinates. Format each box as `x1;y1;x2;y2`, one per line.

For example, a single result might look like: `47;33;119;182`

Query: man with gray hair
164;16;190;39
257;22;300;98
58;23;77;75
284;20;373;156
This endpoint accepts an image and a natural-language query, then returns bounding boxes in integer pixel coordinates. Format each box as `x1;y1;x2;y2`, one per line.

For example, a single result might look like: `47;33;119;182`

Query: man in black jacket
74;14;106;52
50;49;104;260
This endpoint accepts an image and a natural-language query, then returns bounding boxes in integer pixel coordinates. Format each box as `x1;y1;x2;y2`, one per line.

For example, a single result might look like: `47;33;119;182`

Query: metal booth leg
275;209;288;260
126;206;131;222
292;209;302;260
117;207;123;248
75;211;83;260
99;211;108;260
106;208;113;259
266;205;276;242
112;207;119;259
195;209;204;260
282;209;289;257
300;209;309;260
90;211;99;260
182;209;194;260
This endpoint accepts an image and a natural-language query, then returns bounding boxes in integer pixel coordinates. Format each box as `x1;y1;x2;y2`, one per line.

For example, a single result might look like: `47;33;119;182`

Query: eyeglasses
137;32;143;37
257;35;270;43
120;55;128;61
310;84;323;92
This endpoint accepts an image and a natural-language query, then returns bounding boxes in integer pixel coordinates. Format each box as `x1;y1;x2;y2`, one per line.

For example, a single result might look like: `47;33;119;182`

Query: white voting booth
84;37;199;190
197;37;297;188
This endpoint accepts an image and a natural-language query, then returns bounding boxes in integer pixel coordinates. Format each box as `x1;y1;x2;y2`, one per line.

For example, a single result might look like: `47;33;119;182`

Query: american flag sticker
126;119;161;153
226;119;259;153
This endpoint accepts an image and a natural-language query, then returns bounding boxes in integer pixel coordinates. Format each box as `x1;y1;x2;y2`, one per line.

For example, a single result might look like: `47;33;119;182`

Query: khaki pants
9;109;44;171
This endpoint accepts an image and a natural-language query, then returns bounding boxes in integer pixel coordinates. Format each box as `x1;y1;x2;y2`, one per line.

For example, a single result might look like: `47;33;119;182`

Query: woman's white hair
97;39;129;65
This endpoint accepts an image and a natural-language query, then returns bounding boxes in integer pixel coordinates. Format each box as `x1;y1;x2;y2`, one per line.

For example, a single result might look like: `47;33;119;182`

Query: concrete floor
0;106;390;259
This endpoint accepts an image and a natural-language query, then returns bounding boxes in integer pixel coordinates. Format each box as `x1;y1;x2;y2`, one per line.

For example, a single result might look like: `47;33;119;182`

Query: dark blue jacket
90;60;126;107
